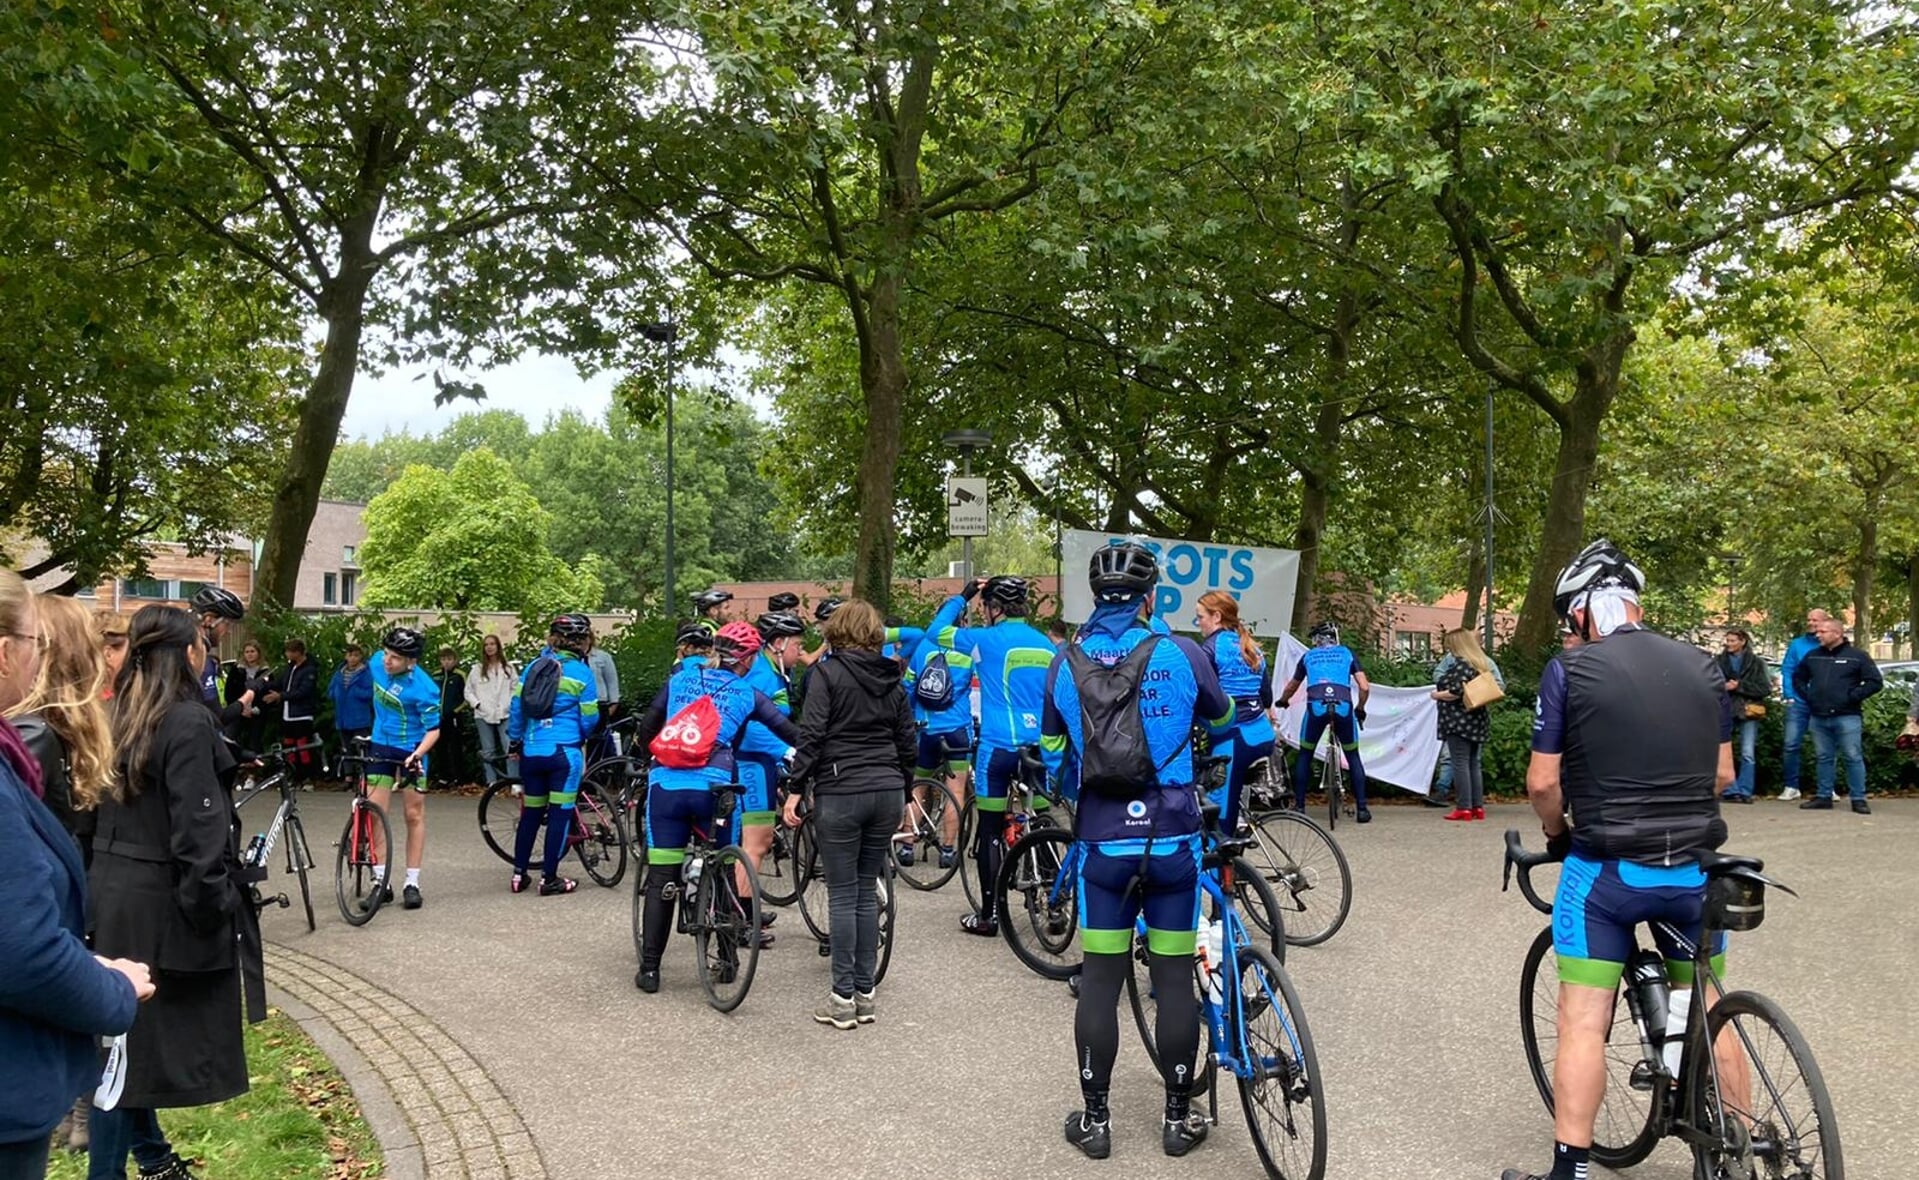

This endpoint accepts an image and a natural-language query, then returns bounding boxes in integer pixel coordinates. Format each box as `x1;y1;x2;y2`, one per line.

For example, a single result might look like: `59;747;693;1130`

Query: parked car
1877;661;1918;701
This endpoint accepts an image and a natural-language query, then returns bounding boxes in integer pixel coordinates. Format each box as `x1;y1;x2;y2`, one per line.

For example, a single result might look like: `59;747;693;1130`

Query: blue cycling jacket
636;663;799;790
508;649;601;755
370;662;442;751
904;640;977;734
1292;645;1363;709
1040;627;1233;842
1207;631;1275;731
738;649;795;757
927;595;1056;753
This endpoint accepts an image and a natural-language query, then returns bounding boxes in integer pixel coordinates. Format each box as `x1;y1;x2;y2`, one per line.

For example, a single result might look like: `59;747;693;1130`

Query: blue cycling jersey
507;648;600;754
738;649;795;757
1293;645;1363;708
1207;630;1274;730
639;663;797;790
1040;628;1233;842
927;595;1056;752
904;640;977;733
370;662;442;751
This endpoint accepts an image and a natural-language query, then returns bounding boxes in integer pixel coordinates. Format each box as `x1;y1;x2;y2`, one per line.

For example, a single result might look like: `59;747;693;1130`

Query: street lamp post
941;429;992;580
1483;388;1496;653
639;321;680;617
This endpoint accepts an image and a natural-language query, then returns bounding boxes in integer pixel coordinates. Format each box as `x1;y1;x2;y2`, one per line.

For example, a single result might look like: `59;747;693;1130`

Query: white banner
1272;633;1442;795
1062;530;1301;638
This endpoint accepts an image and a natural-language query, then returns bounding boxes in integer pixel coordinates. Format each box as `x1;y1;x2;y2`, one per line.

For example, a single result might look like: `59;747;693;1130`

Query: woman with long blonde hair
5;595;114;841
1431;627;1499;820
1193;591;1274;831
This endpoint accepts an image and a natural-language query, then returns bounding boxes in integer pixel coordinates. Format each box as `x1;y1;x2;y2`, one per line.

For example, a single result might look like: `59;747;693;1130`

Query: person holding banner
1194;591;1274;833
1275;623;1373;823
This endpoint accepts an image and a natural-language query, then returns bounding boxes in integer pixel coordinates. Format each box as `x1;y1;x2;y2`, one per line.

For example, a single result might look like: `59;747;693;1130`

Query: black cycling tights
1074;951;1200;1116
639;862;681;972
974;810;1005;919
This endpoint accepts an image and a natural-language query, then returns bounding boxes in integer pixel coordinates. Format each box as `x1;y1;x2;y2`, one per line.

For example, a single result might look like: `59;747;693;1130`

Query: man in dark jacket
264;639;321;783
1791;618;1883;813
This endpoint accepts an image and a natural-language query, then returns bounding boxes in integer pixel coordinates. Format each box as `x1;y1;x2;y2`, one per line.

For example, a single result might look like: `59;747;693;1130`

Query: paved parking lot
260;793;1917;1178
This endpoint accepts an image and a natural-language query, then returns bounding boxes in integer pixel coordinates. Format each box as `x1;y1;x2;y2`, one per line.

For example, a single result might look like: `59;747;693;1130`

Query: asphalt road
258;792;1918;1179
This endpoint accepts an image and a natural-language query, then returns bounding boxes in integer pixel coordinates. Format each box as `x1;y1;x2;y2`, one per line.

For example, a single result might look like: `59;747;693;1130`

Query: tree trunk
254;249;375;608
1851;511;1878;645
1289;287;1359;634
1512;361;1618;652
1461;529;1486;631
849;271;907;613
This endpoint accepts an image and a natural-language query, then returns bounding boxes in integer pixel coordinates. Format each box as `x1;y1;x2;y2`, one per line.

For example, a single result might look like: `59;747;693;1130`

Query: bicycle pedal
1629;1061;1658;1092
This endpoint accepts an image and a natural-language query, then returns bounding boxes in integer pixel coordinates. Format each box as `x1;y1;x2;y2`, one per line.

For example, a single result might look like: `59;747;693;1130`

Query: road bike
1292;711;1359;830
1503;830;1842;1178
1239;756;1353;947
232;745;318;931
332;738;396;927
790;799;898;985
630;785;764;1012
475;752;629;887
1126;810;1327;1180
958;743;1072;916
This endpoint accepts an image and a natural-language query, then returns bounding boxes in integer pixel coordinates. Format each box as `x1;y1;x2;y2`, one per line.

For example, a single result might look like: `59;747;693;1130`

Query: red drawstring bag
650;694;721;768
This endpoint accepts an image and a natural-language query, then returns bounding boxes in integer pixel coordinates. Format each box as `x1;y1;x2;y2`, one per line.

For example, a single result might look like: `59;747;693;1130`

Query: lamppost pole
1483;387;1497;653
640;321;680;617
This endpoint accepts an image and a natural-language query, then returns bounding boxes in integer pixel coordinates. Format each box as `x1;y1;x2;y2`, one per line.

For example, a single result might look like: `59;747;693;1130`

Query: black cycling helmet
549;612;593;649
1552;538;1645;621
675;622;714;649
756;611;806;640
813;597;844;623
982;575;1029;611
1088;542;1159;603
382;627;426;660
1308;622;1340;647
767;592;800;612
191;585;245;620
692;589;733;611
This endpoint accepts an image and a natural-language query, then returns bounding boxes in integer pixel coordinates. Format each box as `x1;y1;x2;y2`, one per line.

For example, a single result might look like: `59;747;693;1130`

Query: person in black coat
261;639;320;782
782;600;915;1030
89;606;258;1180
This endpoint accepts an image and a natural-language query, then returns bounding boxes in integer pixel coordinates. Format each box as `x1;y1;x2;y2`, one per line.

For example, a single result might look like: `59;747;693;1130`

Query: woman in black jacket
90;606;253;1180
782;600;915;1030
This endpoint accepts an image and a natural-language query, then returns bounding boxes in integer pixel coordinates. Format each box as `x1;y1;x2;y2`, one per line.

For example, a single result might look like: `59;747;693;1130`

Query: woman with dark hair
782;600;915;1030
1716;629;1770;803
0;570;148;1180
88;606;253;1180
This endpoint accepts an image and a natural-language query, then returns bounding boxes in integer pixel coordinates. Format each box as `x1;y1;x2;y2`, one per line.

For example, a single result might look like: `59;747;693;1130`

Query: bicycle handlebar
1502;828;1561;916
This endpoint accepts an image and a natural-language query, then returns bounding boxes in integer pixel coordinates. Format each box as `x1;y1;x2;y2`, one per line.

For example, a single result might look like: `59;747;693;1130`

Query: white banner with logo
1061;530;1301;638
1272;633;1442;795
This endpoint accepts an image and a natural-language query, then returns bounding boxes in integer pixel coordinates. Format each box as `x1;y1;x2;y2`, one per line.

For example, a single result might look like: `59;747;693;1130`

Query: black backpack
1065;636;1186;799
519;654;563;721
914;651;957;711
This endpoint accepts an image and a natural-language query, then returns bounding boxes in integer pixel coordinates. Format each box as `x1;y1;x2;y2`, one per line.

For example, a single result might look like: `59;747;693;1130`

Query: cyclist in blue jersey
1040;541;1235;1160
669;622;713;675
926;574;1058;936
1195;590;1274;833
505;614;601;896
1276;622;1374;822
898;631;975;869
691;588;733;635
734;611;807;884
189;586;245;710
365;628;442;910
632;622;800;994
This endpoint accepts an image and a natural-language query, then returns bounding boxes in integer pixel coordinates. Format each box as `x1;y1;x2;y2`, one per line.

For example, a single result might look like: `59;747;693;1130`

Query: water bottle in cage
244;833;268;868
1623;949;1671;1088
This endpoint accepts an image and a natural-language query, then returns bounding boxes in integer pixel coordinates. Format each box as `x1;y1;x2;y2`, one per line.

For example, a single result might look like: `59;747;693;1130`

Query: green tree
357;448;603;616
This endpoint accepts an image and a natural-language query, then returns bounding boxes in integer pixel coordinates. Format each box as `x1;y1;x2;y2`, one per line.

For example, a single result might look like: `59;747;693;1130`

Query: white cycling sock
405;868;421;889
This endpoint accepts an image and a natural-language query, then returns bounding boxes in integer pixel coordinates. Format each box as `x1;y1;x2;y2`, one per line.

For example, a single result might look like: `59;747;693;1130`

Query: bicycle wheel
1690;989;1842;1180
584;757;646;847
287;814;316;932
957;796;984;914
1233;944;1327;1180
1321;746;1341;831
630;847;648;967
996;827;1080;980
1222;857;1286;966
757;823;803;907
334;799;392;927
693;846;762;1013
572;784;628;888
476;779;525;865
1517;926;1661;1167
896;780;963;892
1126;938;1217;1099
1243;810;1353;947
874;860;899;985
795;823;829;943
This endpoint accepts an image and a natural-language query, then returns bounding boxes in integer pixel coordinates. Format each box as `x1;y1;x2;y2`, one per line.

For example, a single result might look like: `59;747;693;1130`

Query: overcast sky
340;353;622;439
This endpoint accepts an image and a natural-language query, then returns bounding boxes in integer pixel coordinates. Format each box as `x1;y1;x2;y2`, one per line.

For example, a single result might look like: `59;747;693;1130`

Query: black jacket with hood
787;649;916;796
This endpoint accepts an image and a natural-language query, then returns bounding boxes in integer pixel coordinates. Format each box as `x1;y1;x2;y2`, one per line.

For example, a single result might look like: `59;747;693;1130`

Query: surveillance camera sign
1061;530;1301;637
947;477;989;537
